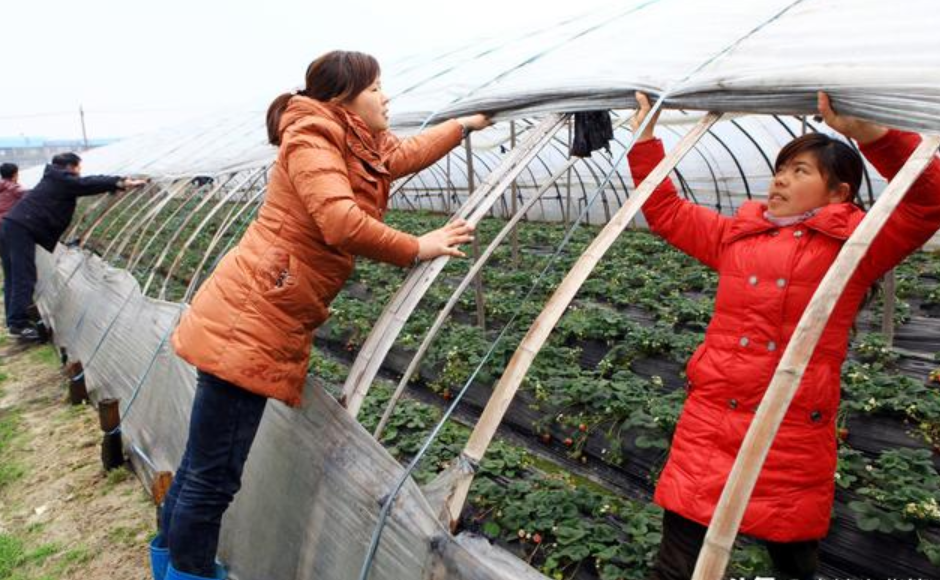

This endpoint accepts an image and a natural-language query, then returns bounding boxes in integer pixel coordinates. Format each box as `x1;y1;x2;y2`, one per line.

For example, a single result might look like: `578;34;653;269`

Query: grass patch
0;409;25;491
102;466;133;494
0;534;26;578
0;533;60;579
22;542;61;567
107;524;147;547
0;461;26;490
27;346;60;369
59;546;92;566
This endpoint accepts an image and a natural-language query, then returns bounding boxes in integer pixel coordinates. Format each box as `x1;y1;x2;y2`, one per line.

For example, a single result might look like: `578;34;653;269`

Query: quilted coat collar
279;97;391;176
726;200;865;243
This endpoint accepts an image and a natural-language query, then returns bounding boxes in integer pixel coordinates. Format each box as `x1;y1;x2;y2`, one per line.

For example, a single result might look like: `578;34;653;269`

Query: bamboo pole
99;185;173;258
881;268;896;345
372;115;635;440
565;119;573;226
141;169;260;295
465;135;487;330
80;184;153;247
105;179;192;261
373;158;587;438
340;114;568;417
692;134;940;580
182;184;268;302
158;169;267;299
127;179;214;269
510;121;520;267
435;112;722;529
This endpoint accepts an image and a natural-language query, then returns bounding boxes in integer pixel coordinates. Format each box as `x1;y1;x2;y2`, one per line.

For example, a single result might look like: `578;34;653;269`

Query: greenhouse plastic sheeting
395;0;940;132
20;0;940;183
33;246;551;580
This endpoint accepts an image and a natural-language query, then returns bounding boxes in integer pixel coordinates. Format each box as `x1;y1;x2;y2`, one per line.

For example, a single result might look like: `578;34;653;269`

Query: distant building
0;137;115;169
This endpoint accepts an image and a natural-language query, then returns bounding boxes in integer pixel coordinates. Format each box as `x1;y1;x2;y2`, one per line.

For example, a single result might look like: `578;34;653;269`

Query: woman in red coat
627;92;940;580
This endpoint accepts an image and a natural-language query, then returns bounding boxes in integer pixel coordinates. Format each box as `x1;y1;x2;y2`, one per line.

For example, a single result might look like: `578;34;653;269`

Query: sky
0;0;614;141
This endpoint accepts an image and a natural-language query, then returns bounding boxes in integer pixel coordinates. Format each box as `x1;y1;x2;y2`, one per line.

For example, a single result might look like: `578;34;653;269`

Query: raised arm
68;174;124;197
383;114;491;180
854;129;940;282
817;92;940;283
628;93;730;270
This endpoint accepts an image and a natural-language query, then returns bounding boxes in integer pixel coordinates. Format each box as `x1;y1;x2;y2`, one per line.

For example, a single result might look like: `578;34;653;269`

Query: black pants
157;371;268;576
650;511;819;580
0;220;37;331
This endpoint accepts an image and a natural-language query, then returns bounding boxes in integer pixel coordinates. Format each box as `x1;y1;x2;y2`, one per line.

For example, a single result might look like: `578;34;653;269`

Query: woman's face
767;152;849;217
343;77;389;133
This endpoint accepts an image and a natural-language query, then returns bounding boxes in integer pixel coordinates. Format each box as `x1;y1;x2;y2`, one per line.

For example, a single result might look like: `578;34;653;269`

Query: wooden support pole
881;268;897;345
565;119;573;226
445;154;453;214
432;112;723;530
338;114;568;417
98;398;121;432
151;471;174;505
151;471;174;528
66;361;88;405
510;121;520;268
465;135;487;331
99;398;125;470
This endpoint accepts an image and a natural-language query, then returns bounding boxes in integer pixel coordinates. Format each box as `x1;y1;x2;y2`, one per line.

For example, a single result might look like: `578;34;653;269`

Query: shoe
164;562;227;580
13;327;42;343
149;537;169;580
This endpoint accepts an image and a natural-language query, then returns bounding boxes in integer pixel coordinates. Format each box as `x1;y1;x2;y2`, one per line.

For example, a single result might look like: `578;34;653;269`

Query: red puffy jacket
627;129;940;541
0;179;26;221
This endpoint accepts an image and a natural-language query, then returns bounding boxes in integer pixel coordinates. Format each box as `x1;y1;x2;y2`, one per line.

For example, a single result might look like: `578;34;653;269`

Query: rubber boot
149;537;169;580
164;562;227;580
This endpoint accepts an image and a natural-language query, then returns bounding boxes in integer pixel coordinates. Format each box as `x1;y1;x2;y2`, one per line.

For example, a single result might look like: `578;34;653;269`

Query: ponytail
266;92;294;146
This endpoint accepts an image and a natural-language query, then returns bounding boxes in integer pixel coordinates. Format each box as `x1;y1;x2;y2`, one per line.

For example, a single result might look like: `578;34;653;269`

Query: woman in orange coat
150;50;491;580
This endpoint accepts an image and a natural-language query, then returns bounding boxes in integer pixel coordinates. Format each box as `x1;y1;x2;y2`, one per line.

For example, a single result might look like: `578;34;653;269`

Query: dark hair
266;50;381;146
0;163;17;180
774;133;863;204
51;152;82;168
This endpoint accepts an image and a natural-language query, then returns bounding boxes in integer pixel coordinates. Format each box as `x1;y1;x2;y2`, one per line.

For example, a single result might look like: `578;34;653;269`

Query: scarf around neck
763;207;820;228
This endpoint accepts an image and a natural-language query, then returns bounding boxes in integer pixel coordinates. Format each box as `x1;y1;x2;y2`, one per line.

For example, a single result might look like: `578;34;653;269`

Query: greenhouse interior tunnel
15;0;940;579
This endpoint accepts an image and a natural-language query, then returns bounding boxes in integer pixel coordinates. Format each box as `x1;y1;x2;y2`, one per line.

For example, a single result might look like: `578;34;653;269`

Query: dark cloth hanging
569;110;614;158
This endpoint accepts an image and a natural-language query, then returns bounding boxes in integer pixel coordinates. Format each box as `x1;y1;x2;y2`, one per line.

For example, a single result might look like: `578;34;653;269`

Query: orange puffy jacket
628;130;940;541
173;97;462;405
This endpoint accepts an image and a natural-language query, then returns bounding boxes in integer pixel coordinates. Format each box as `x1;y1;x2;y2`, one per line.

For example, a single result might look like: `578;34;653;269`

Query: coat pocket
685;344;708;392
250;248;329;334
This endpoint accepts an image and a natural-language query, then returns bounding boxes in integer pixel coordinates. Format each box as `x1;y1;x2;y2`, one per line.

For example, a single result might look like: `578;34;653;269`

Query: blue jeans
0;219;37;331
157;371;267;576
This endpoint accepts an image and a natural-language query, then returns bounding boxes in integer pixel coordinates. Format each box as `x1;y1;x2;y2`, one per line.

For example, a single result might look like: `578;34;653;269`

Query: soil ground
0;320;153;580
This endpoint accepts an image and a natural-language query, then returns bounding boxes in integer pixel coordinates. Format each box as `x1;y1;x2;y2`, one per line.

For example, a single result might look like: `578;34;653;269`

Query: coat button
776;278;786;288
728;399;739;410
767;341;777;351
748;275;758;286
739;336;749;347
810;410;822;422
794;230;804;238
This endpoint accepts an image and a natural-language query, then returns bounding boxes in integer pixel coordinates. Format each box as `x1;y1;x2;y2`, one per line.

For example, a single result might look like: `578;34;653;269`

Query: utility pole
79;105;89;150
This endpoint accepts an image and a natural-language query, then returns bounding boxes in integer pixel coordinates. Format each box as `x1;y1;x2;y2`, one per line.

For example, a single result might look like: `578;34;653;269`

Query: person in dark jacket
0;152;146;340
0;162;27;326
